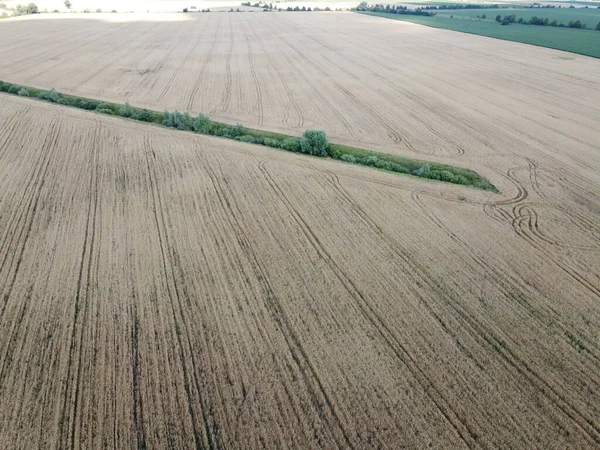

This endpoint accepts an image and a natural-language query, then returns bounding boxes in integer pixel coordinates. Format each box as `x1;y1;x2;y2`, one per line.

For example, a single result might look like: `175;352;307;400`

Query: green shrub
413;163;431;177
360;155;378;166
193;114;213;134
375;160;393;171
438;170;455;182
340;154;357;163
235;135;256;144
96;107;115;115
17;87;29;97
134;109;154;122
8;85;22;94
300;129;329;156
0;81;11;92
227;123;245;138
262;137;281;148
280;137;301;152
119;101;134;117
327;146;342;159
388;162;410;174
37;88;69;105
73;99;99;110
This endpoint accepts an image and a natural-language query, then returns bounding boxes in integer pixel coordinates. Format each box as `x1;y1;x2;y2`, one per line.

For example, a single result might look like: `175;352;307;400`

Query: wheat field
1;11;600;450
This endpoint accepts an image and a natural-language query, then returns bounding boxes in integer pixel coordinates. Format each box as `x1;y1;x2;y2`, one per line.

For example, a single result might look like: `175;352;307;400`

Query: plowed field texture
1;11;600;450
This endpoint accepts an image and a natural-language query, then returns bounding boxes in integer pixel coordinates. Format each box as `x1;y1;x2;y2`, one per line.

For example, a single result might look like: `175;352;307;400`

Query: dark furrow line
0;118;62;388
410;191;600;443
187;15;222;112
199;148;353;449
57;122;100;450
257;159;477;449
143;133;216;450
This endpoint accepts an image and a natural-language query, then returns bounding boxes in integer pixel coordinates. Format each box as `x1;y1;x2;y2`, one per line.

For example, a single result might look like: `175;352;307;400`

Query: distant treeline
356;3;435;16
495;13;599;29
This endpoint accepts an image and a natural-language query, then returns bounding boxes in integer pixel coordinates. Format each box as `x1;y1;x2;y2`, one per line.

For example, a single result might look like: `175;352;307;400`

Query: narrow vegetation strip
0;80;496;191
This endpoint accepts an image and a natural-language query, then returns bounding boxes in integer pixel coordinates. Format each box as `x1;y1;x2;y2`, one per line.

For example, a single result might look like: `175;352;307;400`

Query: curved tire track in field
258;159;480;449
187;16;222;113
198;147;354;449
241;14;305;128
211;16;234;115
409;190;600;444
238;19;264;126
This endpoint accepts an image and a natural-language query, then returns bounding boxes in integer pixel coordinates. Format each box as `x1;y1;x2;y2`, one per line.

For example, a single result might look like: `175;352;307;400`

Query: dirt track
1;11;600;450
0;94;599;448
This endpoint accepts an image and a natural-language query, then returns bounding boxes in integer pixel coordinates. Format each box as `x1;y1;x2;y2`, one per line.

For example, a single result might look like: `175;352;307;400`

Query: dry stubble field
1;11;600;450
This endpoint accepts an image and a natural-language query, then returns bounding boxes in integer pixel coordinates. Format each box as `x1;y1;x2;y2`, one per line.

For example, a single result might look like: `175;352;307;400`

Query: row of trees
495;13;598;29
356;2;435;16
0;78;485;187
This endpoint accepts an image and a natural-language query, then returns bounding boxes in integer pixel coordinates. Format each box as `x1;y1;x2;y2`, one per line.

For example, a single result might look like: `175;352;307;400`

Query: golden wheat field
1;10;600;450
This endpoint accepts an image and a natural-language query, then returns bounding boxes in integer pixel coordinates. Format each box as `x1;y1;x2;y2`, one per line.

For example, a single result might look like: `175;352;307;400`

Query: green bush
73;99;99;110
17;87;29;97
235;135;256;144
438;170;455;182
375;160;393;171
97;107;115;115
388;162;410;174
8;85;21;94
413;163;431;177
120;101;134;117
37;88;69;105
134;109;154;122
340;154;357;163
300;129;329;156
193;114;213;134
360;155;378;166
227;123;245;138
281;137;301;152
262;137;281;148
0;81;11;92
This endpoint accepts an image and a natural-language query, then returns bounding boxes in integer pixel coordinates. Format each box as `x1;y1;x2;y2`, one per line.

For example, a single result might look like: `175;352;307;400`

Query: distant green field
435;6;600;25
357;11;600;58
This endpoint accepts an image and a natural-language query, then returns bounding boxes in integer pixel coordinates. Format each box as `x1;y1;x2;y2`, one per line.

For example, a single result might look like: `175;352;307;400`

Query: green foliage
96;107;115;115
64;0;71;8
134;109;154;122
37;88;69;105
72;99;99;110
0;79;496;190
262;137;281;148
119;101;134;117
300;129;329;156
227;123;245;138
235;135;257;144
360;155;379;166
193;114;213;134
280;137;301;152
413;163;431;177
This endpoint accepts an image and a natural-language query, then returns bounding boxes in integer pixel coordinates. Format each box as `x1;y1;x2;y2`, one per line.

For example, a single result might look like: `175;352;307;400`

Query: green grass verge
357;11;600;59
0;80;497;191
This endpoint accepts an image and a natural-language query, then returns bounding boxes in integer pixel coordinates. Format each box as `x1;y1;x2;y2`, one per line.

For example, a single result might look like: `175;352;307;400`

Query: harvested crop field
1;91;600;448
